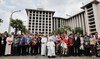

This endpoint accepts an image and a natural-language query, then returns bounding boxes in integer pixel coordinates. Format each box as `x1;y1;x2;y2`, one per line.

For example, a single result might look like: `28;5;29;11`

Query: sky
0;0;99;33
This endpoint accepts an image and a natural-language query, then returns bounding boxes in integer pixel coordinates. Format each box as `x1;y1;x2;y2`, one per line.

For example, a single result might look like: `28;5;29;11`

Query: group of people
0;31;100;58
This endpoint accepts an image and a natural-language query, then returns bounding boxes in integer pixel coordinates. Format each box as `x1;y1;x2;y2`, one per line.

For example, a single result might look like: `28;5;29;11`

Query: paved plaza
0;56;100;59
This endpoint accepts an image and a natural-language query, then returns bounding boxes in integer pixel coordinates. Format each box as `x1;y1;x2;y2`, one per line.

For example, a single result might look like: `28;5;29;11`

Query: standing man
84;35;90;56
0;33;3;56
37;35;41;54
41;34;47;56
73;33;81;56
26;33;32;55
68;34;74;56
13;35;19;56
0;33;8;56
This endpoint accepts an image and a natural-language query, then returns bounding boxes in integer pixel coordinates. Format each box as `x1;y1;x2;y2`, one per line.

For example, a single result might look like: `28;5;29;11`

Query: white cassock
5;37;13;55
47;41;55;56
41;37;47;55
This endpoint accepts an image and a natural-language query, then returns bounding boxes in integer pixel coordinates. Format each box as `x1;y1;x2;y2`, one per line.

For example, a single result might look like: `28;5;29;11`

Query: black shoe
48;56;51;58
52;56;56;58
42;55;45;56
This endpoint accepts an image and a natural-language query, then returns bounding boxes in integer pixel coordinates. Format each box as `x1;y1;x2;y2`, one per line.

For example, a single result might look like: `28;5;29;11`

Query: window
46;15;48;17
29;25;31;27
39;29;41;31
46;26;48;28
46;18;48;20
30;14;32;16
29;17;31;19
49;26;51;28
36;23;38;25
46;21;48;23
43;23;44;25
30;10;32;13
29;20;31;22
49;29;51;31
43;18;45;20
36;20;38;22
39;23;41;25
46;32;48;34
36;17;38;19
33;17;35;19
42;29;44;31
29;23;31;24
33;20;35;22
46;29;48;31
32;29;34;31
32;26;34;27
43;12;45;14
43;26;44;28
33;11;35;13
29;28;31;30
33;14;35;16
43;15;45;17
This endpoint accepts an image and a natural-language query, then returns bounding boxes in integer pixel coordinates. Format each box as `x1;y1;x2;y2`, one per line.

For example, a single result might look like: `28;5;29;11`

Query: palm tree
0;18;3;25
63;25;71;34
10;19;23;35
21;25;27;34
72;27;83;34
52;25;71;35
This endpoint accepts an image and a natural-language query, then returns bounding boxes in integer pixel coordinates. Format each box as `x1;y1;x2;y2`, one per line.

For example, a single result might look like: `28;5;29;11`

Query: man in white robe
41;34;47;56
47;37;56;58
5;34;13;55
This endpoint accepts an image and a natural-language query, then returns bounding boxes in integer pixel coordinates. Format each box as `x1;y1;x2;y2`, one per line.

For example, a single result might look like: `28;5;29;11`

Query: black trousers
13;46;18;55
0;45;5;56
30;45;35;55
37;45;41;54
26;45;30;55
17;45;22;55
68;46;74;56
84;47;90;56
90;45;96;56
74;46;80;56
22;45;27;55
30;45;37;55
79;49;84;56
34;45;38;55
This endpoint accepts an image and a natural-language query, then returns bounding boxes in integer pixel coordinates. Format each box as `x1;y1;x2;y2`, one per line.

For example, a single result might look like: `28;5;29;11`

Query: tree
63;25;71;34
10;19;23;35
20;25;28;34
0;18;3;25
52;25;72;35
72;27;83;35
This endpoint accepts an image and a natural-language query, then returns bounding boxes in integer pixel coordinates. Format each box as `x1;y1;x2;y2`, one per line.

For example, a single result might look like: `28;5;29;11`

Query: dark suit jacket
74;37;80;47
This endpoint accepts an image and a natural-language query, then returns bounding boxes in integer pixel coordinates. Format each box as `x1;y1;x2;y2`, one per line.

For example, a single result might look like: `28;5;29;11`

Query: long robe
41;37;47;55
5;37;13;55
47;41;55;56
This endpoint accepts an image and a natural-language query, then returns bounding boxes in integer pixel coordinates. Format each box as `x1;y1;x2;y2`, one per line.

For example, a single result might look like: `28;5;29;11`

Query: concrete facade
26;0;100;35
26;8;55;34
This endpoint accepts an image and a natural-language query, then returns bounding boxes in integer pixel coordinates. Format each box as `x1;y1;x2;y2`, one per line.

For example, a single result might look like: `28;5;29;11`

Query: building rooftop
66;11;85;20
81;0;99;9
53;16;66;20
26;8;55;13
